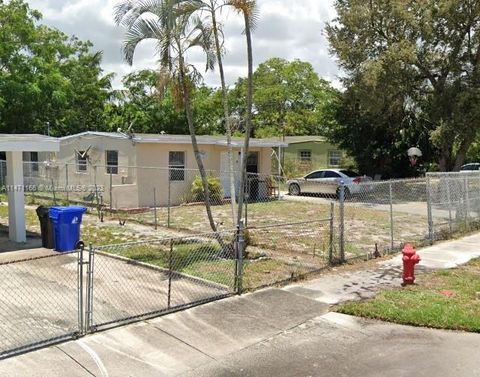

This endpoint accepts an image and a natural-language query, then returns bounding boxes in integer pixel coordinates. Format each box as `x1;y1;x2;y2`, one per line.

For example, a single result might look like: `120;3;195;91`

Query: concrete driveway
281;193;454;219
0;248;231;358
0;288;478;377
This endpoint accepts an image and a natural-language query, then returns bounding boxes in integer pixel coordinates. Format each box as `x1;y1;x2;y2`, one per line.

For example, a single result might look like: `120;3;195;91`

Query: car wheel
289;183;301;196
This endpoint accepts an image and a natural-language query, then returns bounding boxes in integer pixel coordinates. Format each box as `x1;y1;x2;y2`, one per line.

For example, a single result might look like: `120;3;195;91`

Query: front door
246;152;259;174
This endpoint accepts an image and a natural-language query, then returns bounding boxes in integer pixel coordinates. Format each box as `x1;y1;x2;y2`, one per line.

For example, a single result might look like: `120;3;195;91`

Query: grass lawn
104;241;236;288
337;258;480;332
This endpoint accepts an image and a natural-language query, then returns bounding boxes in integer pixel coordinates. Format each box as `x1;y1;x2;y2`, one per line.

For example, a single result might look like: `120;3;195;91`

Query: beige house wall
135;143;274;207
56;135;139;206
50;135;275;208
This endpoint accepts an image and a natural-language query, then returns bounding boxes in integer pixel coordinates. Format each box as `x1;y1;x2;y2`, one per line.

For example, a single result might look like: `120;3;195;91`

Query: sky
27;0;341;89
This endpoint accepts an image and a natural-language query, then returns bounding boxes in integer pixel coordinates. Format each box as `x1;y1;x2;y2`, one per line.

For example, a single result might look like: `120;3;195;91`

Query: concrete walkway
285;232;480;305
0;233;479;376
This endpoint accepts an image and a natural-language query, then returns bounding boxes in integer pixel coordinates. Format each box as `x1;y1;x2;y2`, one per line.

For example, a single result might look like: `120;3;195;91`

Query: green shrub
191;175;224;204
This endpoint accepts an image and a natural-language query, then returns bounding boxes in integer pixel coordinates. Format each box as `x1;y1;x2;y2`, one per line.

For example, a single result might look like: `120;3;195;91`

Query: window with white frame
298;150;312;163
328;150;342;167
30;152;39;172
169;151;185;181
76;151;88;172
106;150;119;174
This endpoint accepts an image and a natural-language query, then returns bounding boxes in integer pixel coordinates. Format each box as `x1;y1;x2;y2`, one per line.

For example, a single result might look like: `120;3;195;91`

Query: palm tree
227;0;257;225
177;0;238;225
114;0;220;233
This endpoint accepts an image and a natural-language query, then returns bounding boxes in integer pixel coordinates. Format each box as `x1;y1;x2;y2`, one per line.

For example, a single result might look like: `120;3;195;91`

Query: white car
287;169;372;197
460;163;480;171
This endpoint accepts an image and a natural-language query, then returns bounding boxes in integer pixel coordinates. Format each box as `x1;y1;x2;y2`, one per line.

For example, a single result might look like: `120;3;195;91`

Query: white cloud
27;0;341;88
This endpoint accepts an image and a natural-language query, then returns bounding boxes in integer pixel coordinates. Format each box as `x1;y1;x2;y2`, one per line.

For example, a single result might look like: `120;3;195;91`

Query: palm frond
225;0;258;31
114;0;162;27
122;17;163;64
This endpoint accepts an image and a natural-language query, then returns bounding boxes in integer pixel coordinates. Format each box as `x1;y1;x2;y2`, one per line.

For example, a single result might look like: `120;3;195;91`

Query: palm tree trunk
236;13;254;225
177;51;218;233
210;2;237;226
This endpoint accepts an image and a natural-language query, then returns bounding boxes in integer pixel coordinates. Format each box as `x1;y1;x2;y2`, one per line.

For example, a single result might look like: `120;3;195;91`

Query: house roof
60;131;288;148
264;136;328;144
0;134;60;152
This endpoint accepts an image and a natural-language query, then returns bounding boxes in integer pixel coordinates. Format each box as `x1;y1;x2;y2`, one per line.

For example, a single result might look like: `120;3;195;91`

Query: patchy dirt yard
0;198;431;290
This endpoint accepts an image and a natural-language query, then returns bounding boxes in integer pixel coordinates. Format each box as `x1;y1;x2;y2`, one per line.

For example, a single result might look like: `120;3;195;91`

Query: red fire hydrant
402;244;420;286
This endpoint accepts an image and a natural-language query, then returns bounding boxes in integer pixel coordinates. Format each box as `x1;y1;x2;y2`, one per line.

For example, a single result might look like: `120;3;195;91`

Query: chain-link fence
86;231;238;331
244;215;334;290
1;170;479;358
13;161;285;231
0;251;81;359
427;172;480;239
336;172;480;262
0;230;240;358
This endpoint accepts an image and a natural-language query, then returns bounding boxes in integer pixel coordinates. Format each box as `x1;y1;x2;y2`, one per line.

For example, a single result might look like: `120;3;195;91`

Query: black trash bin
36;206;55;249
247;176;260;201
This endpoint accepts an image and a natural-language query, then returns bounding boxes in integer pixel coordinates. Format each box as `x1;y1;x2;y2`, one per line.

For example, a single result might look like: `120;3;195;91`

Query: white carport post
1;134;59;244
6;151;26;242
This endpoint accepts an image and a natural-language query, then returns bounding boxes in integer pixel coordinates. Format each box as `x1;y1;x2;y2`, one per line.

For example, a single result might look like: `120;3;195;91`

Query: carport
1;134;59;242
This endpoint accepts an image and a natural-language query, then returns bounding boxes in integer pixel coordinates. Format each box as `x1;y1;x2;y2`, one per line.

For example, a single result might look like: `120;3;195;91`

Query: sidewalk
1;233;479;376
285;232;480;305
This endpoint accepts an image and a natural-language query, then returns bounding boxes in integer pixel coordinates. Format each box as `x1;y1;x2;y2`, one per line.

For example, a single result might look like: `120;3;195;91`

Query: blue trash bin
49;206;87;252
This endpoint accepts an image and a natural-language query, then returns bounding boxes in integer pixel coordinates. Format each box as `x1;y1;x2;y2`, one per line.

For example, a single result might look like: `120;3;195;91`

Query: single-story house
266;136;346;175
282;136;345;168
41;132;286;208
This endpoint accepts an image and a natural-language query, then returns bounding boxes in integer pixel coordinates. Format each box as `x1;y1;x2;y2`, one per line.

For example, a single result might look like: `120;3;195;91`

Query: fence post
77;244;84;336
389;181;394;252
153;187;158;230
0;161;3;187
245;179;250;227
167;173;171;228
51;177;57;205
426;175;434;243
446;177;453;232
167;239;173;309
329;202;334;264
465;175;470;229
235;219;245;294
109;171;113;211
339;182;345;263
65;164;70;206
85;244;95;332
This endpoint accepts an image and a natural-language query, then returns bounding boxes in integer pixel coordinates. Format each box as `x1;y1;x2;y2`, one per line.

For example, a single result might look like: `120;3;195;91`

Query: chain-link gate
0;251;82;359
84;231;239;332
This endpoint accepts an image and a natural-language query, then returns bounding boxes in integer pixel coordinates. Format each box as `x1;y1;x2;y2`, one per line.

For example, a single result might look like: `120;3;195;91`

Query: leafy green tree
0;0;112;136
104;69;189;134
327;0;480;173
104;69;224;135
229;59;339;138
251;58;339;138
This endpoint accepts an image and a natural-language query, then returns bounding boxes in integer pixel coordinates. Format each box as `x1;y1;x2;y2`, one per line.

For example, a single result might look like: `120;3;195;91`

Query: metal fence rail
0;252;81;359
87;231;237;331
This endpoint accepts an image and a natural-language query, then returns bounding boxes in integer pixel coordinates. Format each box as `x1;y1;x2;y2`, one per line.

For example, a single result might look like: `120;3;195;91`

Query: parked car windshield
340;170;360;177
324;171;341;178
305;171;323;179
460;164;480;171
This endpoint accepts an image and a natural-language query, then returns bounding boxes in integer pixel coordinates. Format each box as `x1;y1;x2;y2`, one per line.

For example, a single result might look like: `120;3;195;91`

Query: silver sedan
287;169;372;197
